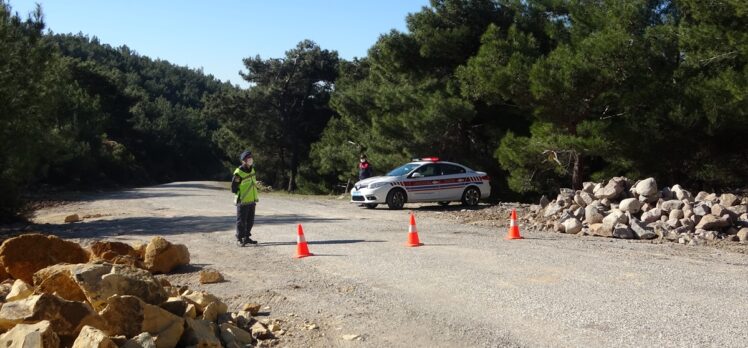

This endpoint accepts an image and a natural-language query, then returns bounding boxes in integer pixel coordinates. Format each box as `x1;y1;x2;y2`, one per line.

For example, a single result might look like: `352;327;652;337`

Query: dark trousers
236;203;256;241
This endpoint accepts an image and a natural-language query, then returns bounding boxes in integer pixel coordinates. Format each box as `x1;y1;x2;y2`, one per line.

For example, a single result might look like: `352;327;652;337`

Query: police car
350;158;491;209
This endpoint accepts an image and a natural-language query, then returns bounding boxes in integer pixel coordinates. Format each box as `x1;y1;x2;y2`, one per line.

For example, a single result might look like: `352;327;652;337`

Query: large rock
612;223;635;239
143;237;190;274
199;270;224;284
635;178;658;196
543;202;564;217
562;218;582;234
619;198;641;214
33;264;87;302
178;319;221;348
737;228;748;243
181;290;228;316
692;203;711;217
0;294;106;339
0;234;90;284
602;210;628;233
99;295;184;348
220;323;254;347
584;205;604;224
6;279;34;302
594;178;625;200
641;208;663;224
727;204;747;216
630;219;657;239
0;320;60;348
89;241;144;269
719;193;738;207
72;325;117;348
72;264;167;312
695;214;731;231
589;223;613;238
660;200;684;212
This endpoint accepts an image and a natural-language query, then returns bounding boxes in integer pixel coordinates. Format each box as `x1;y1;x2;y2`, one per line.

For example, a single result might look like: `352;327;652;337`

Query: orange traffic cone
505;208;523;240
405;212;423;247
294;224;314;258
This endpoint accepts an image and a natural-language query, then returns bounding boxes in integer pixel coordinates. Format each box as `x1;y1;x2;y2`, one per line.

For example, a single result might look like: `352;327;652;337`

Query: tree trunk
572;152;583;190
287;149;298;192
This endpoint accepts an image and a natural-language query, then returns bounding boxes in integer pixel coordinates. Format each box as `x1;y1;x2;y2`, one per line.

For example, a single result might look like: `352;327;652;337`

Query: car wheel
364;203;378;209
438;201;450;206
461;187;480;206
386;189;406;210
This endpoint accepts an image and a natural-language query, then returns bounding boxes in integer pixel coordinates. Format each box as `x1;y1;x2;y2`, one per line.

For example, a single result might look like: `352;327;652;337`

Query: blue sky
9;1;430;87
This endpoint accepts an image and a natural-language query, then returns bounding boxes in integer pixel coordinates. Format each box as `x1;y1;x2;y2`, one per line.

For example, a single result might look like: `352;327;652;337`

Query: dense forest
1;0;746;222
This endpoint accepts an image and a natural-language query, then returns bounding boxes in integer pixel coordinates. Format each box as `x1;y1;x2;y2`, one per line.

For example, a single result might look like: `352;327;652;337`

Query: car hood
354;176;398;187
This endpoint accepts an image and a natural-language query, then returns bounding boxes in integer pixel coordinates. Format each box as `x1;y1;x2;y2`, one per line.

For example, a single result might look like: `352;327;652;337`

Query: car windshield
386;163;420;177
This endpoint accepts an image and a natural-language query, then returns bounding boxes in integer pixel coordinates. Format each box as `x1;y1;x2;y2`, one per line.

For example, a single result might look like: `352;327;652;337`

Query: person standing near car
232;150;259;246
359;154;373;180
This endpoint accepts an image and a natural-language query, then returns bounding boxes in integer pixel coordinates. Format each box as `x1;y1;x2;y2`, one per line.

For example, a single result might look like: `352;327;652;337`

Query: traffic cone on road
294;224;314;258
405;212;423;247
505;208;523;240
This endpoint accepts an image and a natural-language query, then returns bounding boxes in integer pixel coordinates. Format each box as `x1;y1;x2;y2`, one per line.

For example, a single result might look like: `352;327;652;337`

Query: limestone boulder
178;318;221;348
6;280;33;303
199;270;224;284
220;323;254;347
719;193;738;207
0;320;60;348
630;218;657;240
0;234;89;284
727;204;747;216
635;178;658;197
250;321;273;340
33;264;87;302
160;298;188;317
0;294;106;339
619;198;641;214
594;178;624;200
562;218;582;234
65;214;81;223
660;200;684;212
543;202;564;218
602;210;627;233
72;264;167;312
143;237;190;274
737;228;748;243
89;241;144;269
589;223;613;238
695;215;731;231
72;325;117;348
612;223;635;239
641;208;662;224
181;290;227;314
99;295;184;348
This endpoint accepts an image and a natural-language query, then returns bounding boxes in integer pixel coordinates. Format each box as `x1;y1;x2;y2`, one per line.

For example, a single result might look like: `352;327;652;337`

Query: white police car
350;158;491;209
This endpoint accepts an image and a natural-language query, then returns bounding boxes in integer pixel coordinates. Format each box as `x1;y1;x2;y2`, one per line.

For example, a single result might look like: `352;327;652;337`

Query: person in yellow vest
231;150;259;246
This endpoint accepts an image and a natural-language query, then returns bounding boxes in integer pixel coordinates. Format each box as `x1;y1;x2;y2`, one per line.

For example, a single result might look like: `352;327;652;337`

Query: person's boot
243;237;258;245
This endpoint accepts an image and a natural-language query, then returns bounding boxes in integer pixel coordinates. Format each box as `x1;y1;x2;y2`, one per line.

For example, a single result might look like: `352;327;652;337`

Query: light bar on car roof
412;157;440;162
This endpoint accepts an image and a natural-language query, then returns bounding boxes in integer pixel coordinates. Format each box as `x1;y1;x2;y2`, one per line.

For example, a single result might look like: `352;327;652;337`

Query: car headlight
368;182;388;189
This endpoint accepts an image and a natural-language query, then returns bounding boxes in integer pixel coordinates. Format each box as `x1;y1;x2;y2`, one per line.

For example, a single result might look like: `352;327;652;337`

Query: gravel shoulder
23;181;748;347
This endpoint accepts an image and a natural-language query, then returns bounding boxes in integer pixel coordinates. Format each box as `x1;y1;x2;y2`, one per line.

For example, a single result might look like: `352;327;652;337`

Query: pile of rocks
0;233;277;347
530;177;748;245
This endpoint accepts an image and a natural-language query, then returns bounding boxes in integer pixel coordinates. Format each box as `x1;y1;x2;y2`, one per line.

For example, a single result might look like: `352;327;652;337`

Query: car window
386;163;420;176
440;164;466;175
412;164;439;177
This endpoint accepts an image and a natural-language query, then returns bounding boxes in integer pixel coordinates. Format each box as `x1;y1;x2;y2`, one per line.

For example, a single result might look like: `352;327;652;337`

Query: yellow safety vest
234;167;258;205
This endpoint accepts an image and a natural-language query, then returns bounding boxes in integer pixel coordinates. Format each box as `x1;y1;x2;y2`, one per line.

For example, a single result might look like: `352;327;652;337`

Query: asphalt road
33;181;748;347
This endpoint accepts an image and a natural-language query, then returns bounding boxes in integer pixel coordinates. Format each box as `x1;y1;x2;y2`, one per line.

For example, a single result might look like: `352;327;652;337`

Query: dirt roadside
15;181;748;347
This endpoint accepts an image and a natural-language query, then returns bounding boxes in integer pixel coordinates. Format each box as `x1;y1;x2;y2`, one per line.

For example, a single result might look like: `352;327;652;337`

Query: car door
436;163;468;201
405;163;445;201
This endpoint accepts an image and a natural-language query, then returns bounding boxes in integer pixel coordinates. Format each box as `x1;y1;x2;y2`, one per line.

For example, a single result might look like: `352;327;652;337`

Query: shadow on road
256;239;386;247
32;213;345;239
35;215;236;239
155;182;227;191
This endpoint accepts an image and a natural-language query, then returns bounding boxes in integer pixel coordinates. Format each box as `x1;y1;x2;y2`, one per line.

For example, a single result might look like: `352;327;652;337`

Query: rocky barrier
0;233;278;347
529;177;748;245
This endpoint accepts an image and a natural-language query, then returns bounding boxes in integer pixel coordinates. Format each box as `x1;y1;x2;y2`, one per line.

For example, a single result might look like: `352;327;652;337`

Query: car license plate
351;191;361;196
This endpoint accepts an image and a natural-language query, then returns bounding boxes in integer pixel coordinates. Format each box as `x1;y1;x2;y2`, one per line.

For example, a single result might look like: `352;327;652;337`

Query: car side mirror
410;172;423;178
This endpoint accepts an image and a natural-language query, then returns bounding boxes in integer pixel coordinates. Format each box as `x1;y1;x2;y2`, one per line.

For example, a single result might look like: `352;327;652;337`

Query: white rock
562;218;583;234
635;178;658;196
619;198;641;214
